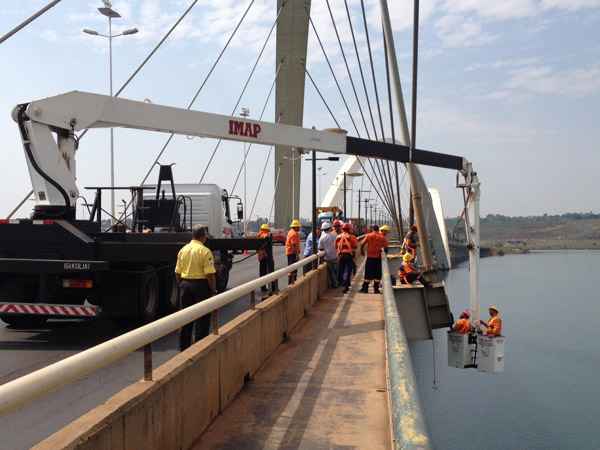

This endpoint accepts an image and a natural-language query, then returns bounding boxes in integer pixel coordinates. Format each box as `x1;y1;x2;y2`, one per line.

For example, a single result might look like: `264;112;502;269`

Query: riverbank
483;238;600;255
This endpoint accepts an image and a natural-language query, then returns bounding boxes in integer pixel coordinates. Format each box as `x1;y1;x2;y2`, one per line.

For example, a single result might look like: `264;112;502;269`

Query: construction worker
337;222;358;293
257;224;277;296
285;219;301;285
452;310;472;334
480;306;502;337
175;225;217;351
303;225;321;275
360;224;388;294
318;222;339;288
402;224;418;258
399;253;428;286
332;219;343;237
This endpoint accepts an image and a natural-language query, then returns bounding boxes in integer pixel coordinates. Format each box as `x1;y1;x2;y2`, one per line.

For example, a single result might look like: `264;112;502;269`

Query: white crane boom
13;91;347;208
13;90;465;210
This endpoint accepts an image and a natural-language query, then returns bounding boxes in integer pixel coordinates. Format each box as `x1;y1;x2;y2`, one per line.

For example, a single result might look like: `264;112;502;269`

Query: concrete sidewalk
193;284;390;450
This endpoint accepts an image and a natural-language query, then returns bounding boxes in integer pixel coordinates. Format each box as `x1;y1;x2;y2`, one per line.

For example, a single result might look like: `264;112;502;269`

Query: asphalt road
0;246;291;450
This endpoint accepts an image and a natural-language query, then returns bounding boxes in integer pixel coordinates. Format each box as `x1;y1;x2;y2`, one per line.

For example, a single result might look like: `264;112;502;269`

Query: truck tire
139;269;159;323
160;272;179;314
0;315;47;328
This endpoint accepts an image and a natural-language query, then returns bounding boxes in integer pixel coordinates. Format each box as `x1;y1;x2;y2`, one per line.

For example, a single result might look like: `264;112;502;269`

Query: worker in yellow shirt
285;219;301;285
480;305;502;337
175;225;217;351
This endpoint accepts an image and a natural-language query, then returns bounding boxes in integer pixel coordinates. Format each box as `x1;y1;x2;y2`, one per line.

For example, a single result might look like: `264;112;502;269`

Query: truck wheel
160;272;179;314
0;315;47;329
139;270;159;323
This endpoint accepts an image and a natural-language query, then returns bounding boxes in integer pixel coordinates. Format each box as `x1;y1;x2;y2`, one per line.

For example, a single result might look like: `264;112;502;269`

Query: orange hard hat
333;219;342;227
342;223;351;231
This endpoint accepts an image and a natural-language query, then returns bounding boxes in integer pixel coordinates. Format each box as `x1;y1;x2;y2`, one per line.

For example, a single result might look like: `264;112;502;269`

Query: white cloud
506;64;600;96
40;29;58;42
541;0;600;10
464;57;540;71
435;14;497;47
443;0;537;20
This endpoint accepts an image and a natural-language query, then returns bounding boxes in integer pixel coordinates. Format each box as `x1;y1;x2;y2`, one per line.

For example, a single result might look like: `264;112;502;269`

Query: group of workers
173;219;500;353
452;305;503;337
284;218;392;294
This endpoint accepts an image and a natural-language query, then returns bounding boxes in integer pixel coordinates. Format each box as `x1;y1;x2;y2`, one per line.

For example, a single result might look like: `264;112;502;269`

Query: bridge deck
193;287;390;450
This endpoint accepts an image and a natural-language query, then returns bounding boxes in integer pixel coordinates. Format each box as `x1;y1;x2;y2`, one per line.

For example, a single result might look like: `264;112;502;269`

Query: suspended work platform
192;287;390;450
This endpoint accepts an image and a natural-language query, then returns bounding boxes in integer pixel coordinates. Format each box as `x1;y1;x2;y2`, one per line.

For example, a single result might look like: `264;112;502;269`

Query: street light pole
240;107;250;235
108;14;115;222
343;172;346;221
312;149;317;266
84;3;137;225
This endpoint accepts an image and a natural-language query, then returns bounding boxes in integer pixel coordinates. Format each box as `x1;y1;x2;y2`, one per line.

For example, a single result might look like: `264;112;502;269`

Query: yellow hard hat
380;225;391;233
260;223;270;231
403;253;413;262
290;219;301;228
489;305;499;313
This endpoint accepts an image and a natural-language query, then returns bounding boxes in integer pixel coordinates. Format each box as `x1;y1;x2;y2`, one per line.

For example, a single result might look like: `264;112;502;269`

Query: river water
411;251;600;450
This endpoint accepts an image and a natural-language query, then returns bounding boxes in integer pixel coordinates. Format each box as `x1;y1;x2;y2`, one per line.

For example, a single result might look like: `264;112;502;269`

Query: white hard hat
321;221;332;230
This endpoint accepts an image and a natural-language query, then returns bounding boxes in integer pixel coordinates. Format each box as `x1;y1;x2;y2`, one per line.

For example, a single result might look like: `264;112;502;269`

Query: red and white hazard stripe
0;302;98;317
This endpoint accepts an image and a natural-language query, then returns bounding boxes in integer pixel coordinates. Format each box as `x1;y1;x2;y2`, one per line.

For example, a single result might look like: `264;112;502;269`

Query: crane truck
0;91;469;328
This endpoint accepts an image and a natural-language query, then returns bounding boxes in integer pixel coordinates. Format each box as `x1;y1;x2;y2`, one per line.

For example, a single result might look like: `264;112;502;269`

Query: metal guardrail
0;252;322;415
381;254;432;450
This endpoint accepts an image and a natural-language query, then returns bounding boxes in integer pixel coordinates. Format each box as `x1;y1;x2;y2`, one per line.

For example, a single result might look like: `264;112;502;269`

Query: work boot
360;282;369;293
343;285;349;293
373;281;380;294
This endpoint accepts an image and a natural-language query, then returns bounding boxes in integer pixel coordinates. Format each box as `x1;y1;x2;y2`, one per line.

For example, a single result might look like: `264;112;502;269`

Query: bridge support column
274;0;311;228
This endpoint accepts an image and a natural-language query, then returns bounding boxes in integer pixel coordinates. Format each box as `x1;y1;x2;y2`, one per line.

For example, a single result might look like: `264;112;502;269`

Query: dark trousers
287;254;298;284
259;258;278;293
339;253;354;288
179;279;212;351
303;261;314;275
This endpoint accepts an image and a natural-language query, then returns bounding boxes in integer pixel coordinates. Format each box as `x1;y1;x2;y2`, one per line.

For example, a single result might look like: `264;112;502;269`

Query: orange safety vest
364;232;386;258
257;230;270;260
453;318;471;334
285;229;300;256
487;316;502;337
404;262;416;274
336;232;357;255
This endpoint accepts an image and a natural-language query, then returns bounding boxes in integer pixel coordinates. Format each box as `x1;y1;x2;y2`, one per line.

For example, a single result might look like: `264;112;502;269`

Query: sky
0;0;598;221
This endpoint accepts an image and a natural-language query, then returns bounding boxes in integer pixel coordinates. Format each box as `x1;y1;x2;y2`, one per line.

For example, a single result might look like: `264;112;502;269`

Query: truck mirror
237;203;244;220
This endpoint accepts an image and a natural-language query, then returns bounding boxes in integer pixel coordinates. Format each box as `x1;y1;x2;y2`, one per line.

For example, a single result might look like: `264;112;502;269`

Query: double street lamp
83;2;138;222
304;153;339;260
342;171;362;221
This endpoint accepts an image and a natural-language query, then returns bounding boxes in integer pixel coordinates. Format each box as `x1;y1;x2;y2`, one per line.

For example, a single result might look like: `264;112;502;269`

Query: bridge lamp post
83;3;138;223
304;153;339;260
343;172;362;221
357;190;370;234
240;107;250;236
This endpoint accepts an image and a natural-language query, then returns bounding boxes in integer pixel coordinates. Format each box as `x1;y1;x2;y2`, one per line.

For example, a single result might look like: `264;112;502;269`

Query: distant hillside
446;213;600;250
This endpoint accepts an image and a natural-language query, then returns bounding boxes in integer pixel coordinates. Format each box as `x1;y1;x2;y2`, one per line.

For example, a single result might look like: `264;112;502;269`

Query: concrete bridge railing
20;259;329;450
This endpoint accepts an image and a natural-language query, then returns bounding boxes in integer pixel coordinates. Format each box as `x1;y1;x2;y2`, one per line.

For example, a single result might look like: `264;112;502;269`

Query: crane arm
13;90;466;209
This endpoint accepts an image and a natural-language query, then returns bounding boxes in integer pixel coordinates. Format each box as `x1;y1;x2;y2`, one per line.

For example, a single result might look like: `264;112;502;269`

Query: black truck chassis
0;220;268;327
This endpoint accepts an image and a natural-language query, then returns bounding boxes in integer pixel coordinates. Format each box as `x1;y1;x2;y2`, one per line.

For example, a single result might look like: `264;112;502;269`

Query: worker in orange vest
399;253;428;286
257;224;277;296
402;224;418;258
285;219;301;285
360;224;388;294
452;310;472;334
337;223;358;293
332;219;343;237
480;306;502;337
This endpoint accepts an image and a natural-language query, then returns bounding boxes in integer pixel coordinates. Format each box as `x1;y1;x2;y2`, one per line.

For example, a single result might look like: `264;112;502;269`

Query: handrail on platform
0;252;323;415
382;253;432;450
